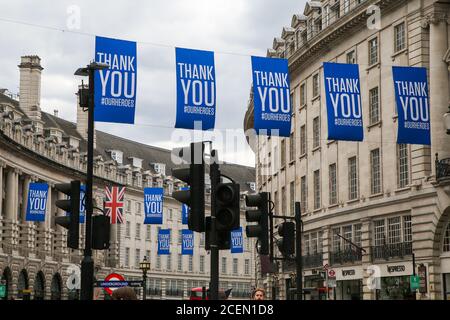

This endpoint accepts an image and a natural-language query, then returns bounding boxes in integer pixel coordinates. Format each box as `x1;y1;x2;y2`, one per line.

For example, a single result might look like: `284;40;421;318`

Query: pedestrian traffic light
277;221;295;256
205;217;230;250
92;215;110;250
55;180;80;249
245;192;269;255
172;142;205;232
215;183;240;231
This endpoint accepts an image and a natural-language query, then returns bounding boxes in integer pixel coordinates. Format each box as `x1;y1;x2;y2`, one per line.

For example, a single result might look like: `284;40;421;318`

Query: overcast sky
0;0;307;167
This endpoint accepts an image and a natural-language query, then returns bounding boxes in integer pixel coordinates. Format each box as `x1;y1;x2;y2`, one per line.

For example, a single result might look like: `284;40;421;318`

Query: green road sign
0;284;6;298
410;275;420;291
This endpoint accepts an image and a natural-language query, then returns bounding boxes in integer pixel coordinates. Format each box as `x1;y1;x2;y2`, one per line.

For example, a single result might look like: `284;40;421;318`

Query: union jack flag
104;186;125;224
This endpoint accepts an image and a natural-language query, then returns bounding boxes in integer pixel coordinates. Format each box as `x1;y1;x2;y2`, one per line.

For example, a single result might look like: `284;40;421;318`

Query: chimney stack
19;55;43;121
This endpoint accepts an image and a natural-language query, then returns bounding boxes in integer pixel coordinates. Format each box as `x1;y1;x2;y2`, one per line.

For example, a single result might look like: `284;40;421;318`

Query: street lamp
444;106;450;135
139;256;151;300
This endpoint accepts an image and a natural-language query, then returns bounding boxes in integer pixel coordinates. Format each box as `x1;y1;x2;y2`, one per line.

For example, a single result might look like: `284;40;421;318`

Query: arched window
1;267;12;300
17;269;29;299
51;273;62;300
34;271;45;300
443;223;450;252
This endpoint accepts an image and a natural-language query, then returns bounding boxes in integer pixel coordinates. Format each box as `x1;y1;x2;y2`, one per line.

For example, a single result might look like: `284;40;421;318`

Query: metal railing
165;288;183;297
436;155;450;180
370;242;413;261
330;248;362;265
147;288;162;296
302;252;323;269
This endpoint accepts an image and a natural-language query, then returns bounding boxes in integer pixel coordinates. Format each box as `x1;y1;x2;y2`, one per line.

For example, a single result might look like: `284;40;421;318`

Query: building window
222;257;227;274
290;91;295;109
313;117;320;149
348;157;358;200
403;216;412;243
245;259;250;275
310;232;318;253
301;176;307;213
274;146;279;171
388;217;401;244
304;234;310;255
126;200;131;212
374;220;386;246
281;139;286;167
354;224;362;247
282;186;286;214
290;181;295;216
189;256;193;272
146;225;151;240
233;258;238;275
346;50;356;64
200;255;205;273
300;83;306;106
344;0;350;13
290;133;295;162
342;226;353;250
300;125;307;155
323;5;330;27
370;148;381;195
135;223;141;239
314;170;320;210
398;144;409;188
200;233;205;246
135;249;140;268
329;163;337;205
332;228;341;252
369;37;378;65
312;73;320;98
178;254;183;272
394;22;406;52
274;191;278;214
369;87;380;125
125;248;130;267
167;254;172;270
178;230;182;245
126;221;131;237
443;223;450;252
156;255;161;269
135;202;141;214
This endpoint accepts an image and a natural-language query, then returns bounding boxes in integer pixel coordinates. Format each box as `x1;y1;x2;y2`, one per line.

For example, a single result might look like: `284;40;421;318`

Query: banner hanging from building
144;188;164;224
79;185;86;224
251;56;291;137
182;230;194;255
231;227;244;254
26;183;49;222
323;62;363;141
392;66;430;145
175;47;216;130
94;36;137;124
158;229;171;255
181;187;189;225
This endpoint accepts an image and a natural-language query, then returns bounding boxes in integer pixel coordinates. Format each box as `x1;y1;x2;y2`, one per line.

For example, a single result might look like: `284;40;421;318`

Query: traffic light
172;142;205;232
205;217;230;250
92;215;110;250
55;180;80;249
277;221;295;256
245;192;269;255
215;183;240;231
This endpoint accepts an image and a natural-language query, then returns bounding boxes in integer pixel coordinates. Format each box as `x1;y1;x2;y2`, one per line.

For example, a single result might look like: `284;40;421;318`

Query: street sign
103;273;125;296
328;269;335;277
95;280;143;288
410;275;420;291
418;265;428;294
327;278;337;288
0;284;6;298
323;264;329;270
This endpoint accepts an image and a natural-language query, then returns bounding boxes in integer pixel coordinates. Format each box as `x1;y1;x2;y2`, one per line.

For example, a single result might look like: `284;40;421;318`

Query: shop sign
342;269;356;277
418;265;427;294
410;275;420;291
387;265;405;273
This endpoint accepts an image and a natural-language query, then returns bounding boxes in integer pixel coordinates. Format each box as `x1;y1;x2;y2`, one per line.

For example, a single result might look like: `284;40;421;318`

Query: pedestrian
111;286;138;300
251;288;266;300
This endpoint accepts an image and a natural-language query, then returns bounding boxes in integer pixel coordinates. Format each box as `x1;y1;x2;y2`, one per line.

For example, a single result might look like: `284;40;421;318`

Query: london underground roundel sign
104;273;125;296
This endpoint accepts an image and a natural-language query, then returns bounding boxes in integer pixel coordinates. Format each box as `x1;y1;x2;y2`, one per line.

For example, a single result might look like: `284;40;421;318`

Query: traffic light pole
209;149;220;300
295;202;303;301
80;67;95;300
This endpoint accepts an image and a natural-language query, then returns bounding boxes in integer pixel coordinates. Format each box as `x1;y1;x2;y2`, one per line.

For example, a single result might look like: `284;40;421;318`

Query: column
0;162;4;219
21;175;31;222
5;168;17;221
429;12;450;166
361;219;375;300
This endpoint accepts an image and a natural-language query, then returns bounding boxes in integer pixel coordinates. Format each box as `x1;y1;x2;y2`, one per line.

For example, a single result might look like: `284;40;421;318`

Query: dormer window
50;129;63;143
153;163;166;176
129;157;143;169
249;182;256;192
110;150;123;165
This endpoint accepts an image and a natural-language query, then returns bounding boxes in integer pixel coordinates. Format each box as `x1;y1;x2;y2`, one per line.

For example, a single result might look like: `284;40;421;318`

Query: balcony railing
302;252;323;269
436;156;450;180
330;248;362;266
165;288;183;297
371;242;413;261
147;288;162;296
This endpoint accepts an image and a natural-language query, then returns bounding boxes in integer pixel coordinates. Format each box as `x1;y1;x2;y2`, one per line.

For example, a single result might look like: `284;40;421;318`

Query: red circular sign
104;273;125;296
328;270;335;277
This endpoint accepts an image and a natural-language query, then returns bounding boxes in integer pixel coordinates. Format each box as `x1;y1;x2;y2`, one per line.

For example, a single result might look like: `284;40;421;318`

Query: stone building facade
244;0;450;300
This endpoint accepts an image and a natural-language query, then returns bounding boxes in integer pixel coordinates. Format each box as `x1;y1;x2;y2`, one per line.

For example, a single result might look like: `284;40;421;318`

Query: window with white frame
135;249;140;268
300;125;307;155
300;83;306;106
200;255;205;273
156;255;161;269
167;254;172;270
443;223;450;252
178;254;183;272
346;50;356;64
394;22;406;52
245;259;250;275
233;258;238;275
369;87;379;125
311;232;318;254
282;186;286;214
343;225;353;250
135;202;141;214
135;223;141;239
304;233;310;255
313;117;320;149
146;225;151;240
189;256;193;272
374;220;386;246
323;5;330;27
348;157;358;200
344;0;350;13
126;200;131;212
369;37;379;65
178;230;182;245
354;224;362;247
281;139;286;167
329;163;337;205
126;221;131;237
222;257;227;274
145;250;150;261
125;247;130;267
301;176;307;213
290;181;295;216
290;133;295;162
312;73;320;98
314;170;321;210
371;148;381;195
332;228;341;252
398;144;409;188
388;217;402;244
403;216;412;243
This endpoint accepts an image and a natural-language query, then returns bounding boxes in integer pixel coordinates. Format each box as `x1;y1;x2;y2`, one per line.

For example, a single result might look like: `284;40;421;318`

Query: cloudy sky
0;0;307;167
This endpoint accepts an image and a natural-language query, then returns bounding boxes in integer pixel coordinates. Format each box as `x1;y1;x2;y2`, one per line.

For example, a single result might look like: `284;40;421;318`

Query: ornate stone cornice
421;12;448;28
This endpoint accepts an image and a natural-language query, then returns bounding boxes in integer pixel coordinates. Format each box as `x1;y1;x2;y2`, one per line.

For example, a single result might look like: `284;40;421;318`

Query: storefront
334;266;363;300
441;253;450;300
303;269;328;300
377;263;416;300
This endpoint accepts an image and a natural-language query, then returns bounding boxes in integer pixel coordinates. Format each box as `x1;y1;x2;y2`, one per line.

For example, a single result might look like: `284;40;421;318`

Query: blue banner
94;36;137;124
144;188;164;224
323;62;363;141
175;47;216;130
158;229;171;255
182;230;194;255
79;185;86;224
231;227;244;254
251;56;291;137
181;187;189;225
26;183;49;222
392;66;430;145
